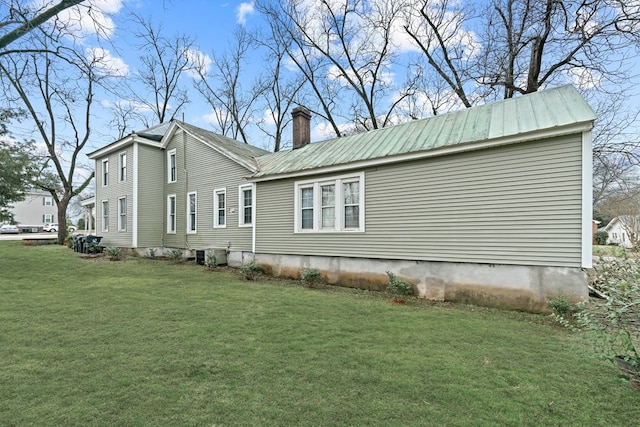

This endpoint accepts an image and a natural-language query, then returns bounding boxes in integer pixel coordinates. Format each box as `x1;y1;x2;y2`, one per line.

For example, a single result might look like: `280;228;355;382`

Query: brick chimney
291;106;311;149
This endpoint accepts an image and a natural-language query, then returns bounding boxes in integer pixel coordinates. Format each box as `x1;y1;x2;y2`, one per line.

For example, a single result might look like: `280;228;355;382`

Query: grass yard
1;242;638;426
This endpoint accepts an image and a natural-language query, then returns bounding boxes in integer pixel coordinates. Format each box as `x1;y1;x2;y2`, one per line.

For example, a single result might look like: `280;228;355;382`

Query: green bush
240;261;261;280
167;249;184;263
547;294;582;317
104;246;122;260
204;253;217;269
552;257;639;372
594;231;608;246
386;271;413;301
145;248;157;258
301;268;322;287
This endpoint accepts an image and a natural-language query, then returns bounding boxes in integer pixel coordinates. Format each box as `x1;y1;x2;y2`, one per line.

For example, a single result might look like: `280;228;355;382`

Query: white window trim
213;188;227;229
167;194;177;234
293;172;365;233
238;184;255;227
102;159;109;187
118;196;127;231
43;196;53;206
187;191;197;234
118;151;127;182
43;214;54;223
101;199;109;232
167;149;177;183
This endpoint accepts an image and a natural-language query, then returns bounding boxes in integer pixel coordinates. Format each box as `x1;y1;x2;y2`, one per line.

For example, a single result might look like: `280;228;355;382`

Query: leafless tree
0;0;86;53
406;0;640;102
111;15;195;129
257;0;416;137
193;27;264;143
0;1;111;243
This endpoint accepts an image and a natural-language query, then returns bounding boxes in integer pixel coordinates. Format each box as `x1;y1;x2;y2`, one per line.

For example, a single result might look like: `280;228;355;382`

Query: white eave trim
88;135;161;159
250;122;594;182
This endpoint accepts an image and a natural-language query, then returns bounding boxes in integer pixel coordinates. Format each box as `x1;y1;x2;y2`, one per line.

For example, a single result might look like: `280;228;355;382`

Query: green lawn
1;242;638;426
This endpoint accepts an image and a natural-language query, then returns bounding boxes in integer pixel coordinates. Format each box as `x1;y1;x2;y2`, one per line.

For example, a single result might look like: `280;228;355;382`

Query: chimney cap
292;106;311;119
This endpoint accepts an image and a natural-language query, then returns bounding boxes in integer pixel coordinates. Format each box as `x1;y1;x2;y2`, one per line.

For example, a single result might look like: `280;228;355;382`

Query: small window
119;152;127;182
167;195;176;234
43;214;54;223
101;200;109;232
294;172;364;233
42;196;53;206
238;184;254;227
118;197;126;231
102;159;109;187
187;191;197;233
214;188;226;228
167;149;177;183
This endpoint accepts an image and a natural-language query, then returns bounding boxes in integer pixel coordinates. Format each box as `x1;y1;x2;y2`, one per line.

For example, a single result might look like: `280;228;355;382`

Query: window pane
243;189;252;224
343;182;359;204
344;206;359;228
322;207;335;228
218;193;225;209
302;208;313;229
301;187;313;208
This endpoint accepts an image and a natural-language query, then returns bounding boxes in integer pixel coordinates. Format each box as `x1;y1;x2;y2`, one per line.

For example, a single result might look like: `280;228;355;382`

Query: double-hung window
102;159;109;186
294;172;364;233
43;214;54;223
238;184;254;227
167;149;177;183
213;188;226;228
43;196;53;206
118;197;127;231
101;200;109;232
187;192;197;233
119;152;127;182
167;195;176;234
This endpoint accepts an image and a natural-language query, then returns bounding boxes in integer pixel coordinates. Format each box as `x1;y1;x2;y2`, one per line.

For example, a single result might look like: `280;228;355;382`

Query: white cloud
86;47;129;76
184;48;212;79
567;67;602;90
31;0;124;40
236;1;255;25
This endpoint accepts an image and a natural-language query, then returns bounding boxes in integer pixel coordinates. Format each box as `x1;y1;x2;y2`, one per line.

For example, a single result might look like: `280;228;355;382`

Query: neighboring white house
602;216;639;248
10;190;57;229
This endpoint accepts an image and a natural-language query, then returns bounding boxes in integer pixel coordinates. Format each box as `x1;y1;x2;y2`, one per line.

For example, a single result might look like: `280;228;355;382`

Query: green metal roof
254;85;596;179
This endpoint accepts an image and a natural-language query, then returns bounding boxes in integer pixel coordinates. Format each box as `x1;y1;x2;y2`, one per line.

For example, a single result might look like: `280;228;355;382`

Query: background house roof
253;85;596;179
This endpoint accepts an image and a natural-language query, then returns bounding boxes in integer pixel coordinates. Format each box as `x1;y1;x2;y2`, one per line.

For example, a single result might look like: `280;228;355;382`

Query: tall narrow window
118;197;127;231
167;149;177;183
343;181;360;228
187;192;197;233
214;188;226;228
238;184;254;227
321;184;335;229
300;187;314;229
167;195;176;234
102;159;109;186
119;152;127;181
102;200;109;232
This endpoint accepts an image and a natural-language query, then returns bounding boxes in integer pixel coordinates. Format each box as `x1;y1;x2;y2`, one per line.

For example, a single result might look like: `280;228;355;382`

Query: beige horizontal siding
163;129;254;251
255;134;584;267
95;147;134;248
136;144;164;248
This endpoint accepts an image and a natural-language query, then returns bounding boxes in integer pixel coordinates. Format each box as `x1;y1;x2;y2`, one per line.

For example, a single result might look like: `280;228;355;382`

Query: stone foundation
235;252;588;313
